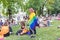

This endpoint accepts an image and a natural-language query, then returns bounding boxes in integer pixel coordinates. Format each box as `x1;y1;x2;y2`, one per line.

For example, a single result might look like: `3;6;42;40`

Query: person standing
28;8;39;38
0;20;3;27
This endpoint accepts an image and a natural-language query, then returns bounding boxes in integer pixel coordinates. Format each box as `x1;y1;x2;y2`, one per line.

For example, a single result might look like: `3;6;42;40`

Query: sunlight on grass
5;20;60;40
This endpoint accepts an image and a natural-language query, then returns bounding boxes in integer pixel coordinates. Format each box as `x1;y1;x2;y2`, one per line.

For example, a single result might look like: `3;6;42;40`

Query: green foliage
24;0;45;15
51;0;60;14
23;0;55;15
0;0;24;16
54;0;60;10
45;0;55;10
0;0;60;16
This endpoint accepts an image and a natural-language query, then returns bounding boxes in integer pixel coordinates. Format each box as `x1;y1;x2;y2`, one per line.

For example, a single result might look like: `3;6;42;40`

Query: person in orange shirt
0;22;9;40
0;29;4;40
16;21;28;35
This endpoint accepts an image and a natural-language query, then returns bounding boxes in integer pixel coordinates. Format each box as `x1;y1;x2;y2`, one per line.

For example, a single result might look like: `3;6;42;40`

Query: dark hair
20;21;25;29
20;21;25;26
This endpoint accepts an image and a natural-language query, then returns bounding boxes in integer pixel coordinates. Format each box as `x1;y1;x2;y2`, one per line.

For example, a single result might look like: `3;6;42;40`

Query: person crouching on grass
28;8;40;38
16;21;28;35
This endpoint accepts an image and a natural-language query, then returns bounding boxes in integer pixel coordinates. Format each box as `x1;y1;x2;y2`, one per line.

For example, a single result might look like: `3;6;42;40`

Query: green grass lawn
5;20;60;40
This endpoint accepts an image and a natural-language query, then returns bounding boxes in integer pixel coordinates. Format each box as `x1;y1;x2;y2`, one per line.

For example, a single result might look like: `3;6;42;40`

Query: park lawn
5;20;60;40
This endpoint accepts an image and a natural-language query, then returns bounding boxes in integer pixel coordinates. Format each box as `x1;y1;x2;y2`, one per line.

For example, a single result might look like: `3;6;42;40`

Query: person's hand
20;33;23;35
20;33;22;34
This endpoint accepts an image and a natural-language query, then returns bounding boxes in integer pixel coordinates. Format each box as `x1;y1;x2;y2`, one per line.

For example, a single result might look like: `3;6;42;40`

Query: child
16;21;28;35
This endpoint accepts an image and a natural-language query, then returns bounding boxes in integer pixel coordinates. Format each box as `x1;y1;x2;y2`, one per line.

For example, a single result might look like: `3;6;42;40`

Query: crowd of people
0;8;60;40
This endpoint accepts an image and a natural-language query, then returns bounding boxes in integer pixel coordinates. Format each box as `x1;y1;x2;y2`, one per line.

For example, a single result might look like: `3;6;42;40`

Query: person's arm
20;28;28;35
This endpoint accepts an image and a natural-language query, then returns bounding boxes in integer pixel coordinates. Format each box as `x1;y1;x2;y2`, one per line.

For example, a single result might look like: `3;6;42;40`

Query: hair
29;8;34;12
20;21;25;29
20;21;25;26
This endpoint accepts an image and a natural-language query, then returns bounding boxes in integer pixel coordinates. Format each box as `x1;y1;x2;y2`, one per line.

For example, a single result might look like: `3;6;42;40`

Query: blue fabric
27;31;31;35
30;17;38;29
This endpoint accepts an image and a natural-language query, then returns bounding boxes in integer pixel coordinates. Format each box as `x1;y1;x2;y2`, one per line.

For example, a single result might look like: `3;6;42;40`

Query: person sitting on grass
42;17;51;27
2;22;10;37
16;21;28;35
0;22;9;40
42;17;47;27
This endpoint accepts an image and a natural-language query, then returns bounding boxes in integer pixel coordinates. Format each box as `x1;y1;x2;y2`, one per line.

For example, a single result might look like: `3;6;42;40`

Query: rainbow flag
29;12;38;29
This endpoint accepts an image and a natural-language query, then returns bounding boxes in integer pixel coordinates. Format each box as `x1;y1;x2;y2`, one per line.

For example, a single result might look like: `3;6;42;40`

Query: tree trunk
40;4;44;16
47;9;51;16
41;7;44;16
8;8;12;21
38;6;44;16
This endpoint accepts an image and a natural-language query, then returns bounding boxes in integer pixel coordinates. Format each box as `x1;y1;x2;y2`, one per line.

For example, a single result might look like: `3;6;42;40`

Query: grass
5;20;60;40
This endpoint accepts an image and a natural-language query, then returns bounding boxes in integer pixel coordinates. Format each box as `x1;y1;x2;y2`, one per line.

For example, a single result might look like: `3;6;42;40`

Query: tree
45;0;55;15
52;0;60;15
0;0;24;20
24;0;45;15
23;0;55;16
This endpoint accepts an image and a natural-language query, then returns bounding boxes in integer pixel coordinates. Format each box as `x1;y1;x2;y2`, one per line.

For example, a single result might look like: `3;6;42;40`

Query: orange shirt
1;26;9;34
0;26;9;38
21;28;28;34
